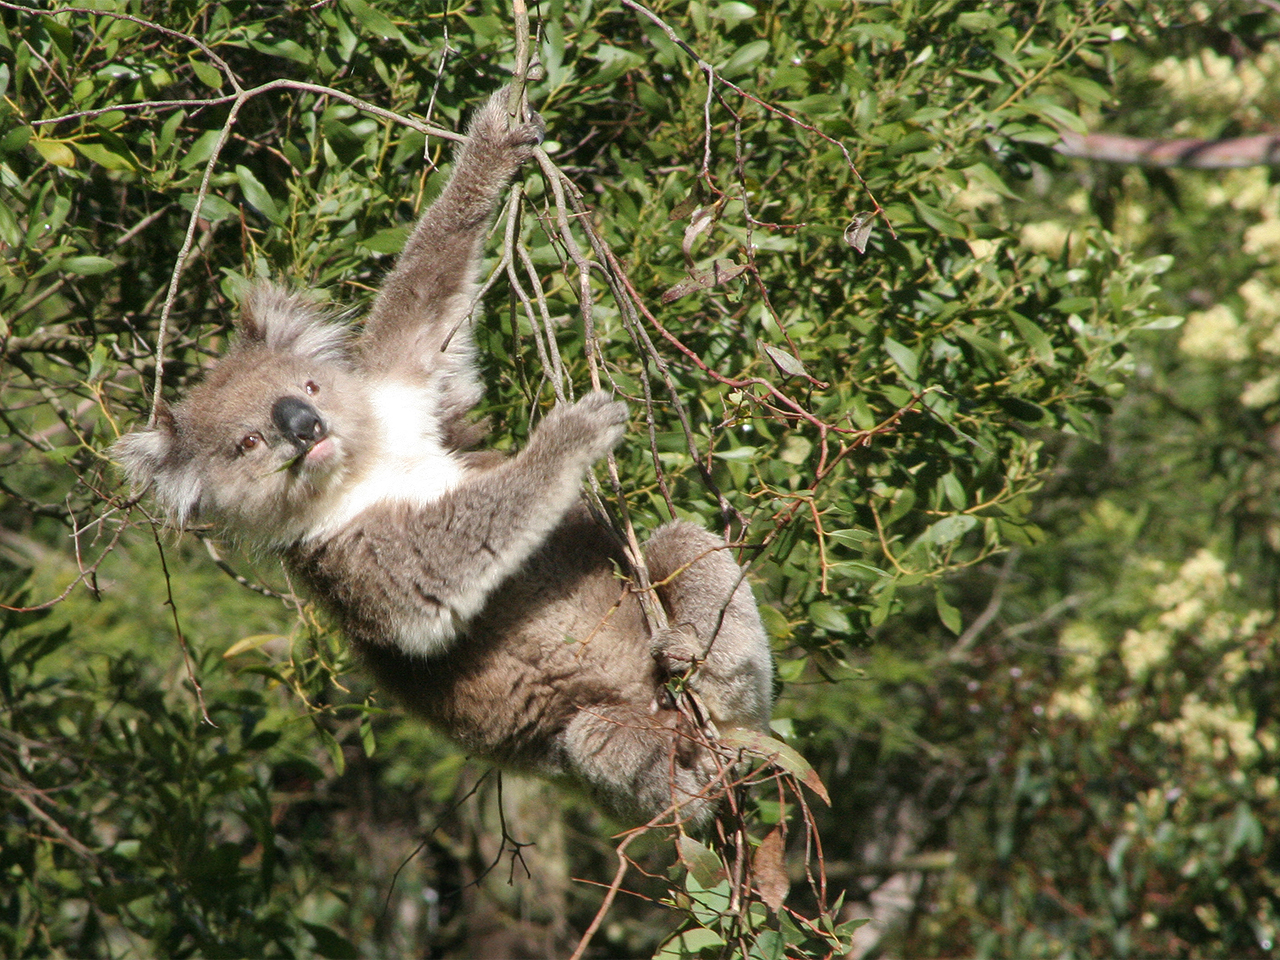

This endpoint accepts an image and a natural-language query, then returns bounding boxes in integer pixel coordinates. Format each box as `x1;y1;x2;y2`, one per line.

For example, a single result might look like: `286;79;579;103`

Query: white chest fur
303;380;465;544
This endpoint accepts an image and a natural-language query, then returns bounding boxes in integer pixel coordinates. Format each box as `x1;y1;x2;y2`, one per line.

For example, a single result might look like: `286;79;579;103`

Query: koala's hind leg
561;703;723;828
643;523;773;732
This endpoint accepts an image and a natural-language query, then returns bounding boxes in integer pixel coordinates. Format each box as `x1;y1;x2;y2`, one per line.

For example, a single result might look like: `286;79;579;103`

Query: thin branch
2;2;238;83
620;0;894;237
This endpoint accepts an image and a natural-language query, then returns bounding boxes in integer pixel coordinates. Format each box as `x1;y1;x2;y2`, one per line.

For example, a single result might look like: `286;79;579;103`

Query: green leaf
919;514;977;546
61;256;116;276
712;2;757;28
678;835;727;888
751;930;787;960
1010;312;1055;365
782;92;843;116
32;137;76;167
235;164;282;223
190;58;223;90
758;605;792;640
72;140;136;171
655;926;726;959
954;326;1009;368
720;39;770;77
809;600;852;634
827;528;873;546
0;124;31;155
318;728;345;776
179;192;238;222
223;634;288;658
180;128;225;170
340;0;403;39
712;445;758;461
302;922;359;960
360;225;411;254
720;728;830;805
759;340;809;379
1019;95;1088;134
912;198;967;239
156;109;185;155
935;588;962;635
883;336;919;381
591;43;645;82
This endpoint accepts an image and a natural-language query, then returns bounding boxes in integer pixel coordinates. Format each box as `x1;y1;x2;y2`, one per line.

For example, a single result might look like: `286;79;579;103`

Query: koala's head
114;284;376;547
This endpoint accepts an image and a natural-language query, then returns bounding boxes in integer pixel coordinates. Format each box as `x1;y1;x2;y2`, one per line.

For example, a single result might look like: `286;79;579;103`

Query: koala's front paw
572;391;629;458
533;391;627;463
469;86;545;162
508;109;546;150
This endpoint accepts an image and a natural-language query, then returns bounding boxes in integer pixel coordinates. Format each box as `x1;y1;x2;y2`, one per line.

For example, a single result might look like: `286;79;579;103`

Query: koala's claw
512;110;546;148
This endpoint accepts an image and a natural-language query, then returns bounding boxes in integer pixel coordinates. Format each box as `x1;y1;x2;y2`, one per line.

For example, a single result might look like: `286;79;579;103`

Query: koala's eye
304;380;320;396
238;433;263;454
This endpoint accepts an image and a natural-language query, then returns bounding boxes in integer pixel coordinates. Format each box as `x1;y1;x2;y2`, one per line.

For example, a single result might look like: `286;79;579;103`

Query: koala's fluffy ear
112;402;203;526
236;282;349;363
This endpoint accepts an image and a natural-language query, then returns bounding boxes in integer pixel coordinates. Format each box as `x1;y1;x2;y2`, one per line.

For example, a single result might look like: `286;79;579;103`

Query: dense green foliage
2;0;1278;956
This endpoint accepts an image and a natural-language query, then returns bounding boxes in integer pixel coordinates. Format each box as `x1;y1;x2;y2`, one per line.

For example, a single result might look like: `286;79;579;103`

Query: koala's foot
652;623;703;677
666;711;737;828
562;703;726;829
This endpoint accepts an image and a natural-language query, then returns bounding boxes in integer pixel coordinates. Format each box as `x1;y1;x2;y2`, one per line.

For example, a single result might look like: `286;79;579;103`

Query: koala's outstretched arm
359;88;543;410
312;393;626;658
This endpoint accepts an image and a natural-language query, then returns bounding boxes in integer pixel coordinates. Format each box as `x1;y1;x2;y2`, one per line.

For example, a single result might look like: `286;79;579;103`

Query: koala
114;87;773;827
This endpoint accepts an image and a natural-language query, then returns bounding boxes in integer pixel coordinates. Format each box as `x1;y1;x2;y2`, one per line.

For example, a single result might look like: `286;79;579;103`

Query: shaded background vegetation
2;0;1279;956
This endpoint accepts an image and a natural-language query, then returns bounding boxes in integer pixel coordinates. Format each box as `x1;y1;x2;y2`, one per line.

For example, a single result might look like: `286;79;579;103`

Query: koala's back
294;506;659;768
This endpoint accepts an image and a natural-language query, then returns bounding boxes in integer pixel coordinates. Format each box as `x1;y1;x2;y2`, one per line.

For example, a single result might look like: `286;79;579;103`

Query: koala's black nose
272;396;326;449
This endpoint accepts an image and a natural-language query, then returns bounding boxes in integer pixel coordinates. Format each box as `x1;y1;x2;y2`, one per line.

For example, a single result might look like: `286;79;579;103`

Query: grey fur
114;88;773;826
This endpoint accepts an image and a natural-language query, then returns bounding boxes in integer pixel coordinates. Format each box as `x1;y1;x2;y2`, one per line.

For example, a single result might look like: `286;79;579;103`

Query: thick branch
1057;130;1280;168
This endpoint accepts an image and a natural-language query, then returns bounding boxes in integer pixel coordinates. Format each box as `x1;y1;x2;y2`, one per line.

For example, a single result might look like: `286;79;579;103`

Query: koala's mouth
304;436;336;463
277;436;336;472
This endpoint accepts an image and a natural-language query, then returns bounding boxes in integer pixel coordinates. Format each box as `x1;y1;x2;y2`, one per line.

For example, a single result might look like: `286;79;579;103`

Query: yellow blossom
953;183;1000;211
1153;694;1259;765
1121;627;1170;679
1241;278;1280;326
1020;221;1070;255
1179;304;1249;362
1241;375;1280;408
1157;597;1205;632
1229;169;1275;212
967;239;998;261
1059;622;1106;677
1048;686;1095;722
1244;219;1280;263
